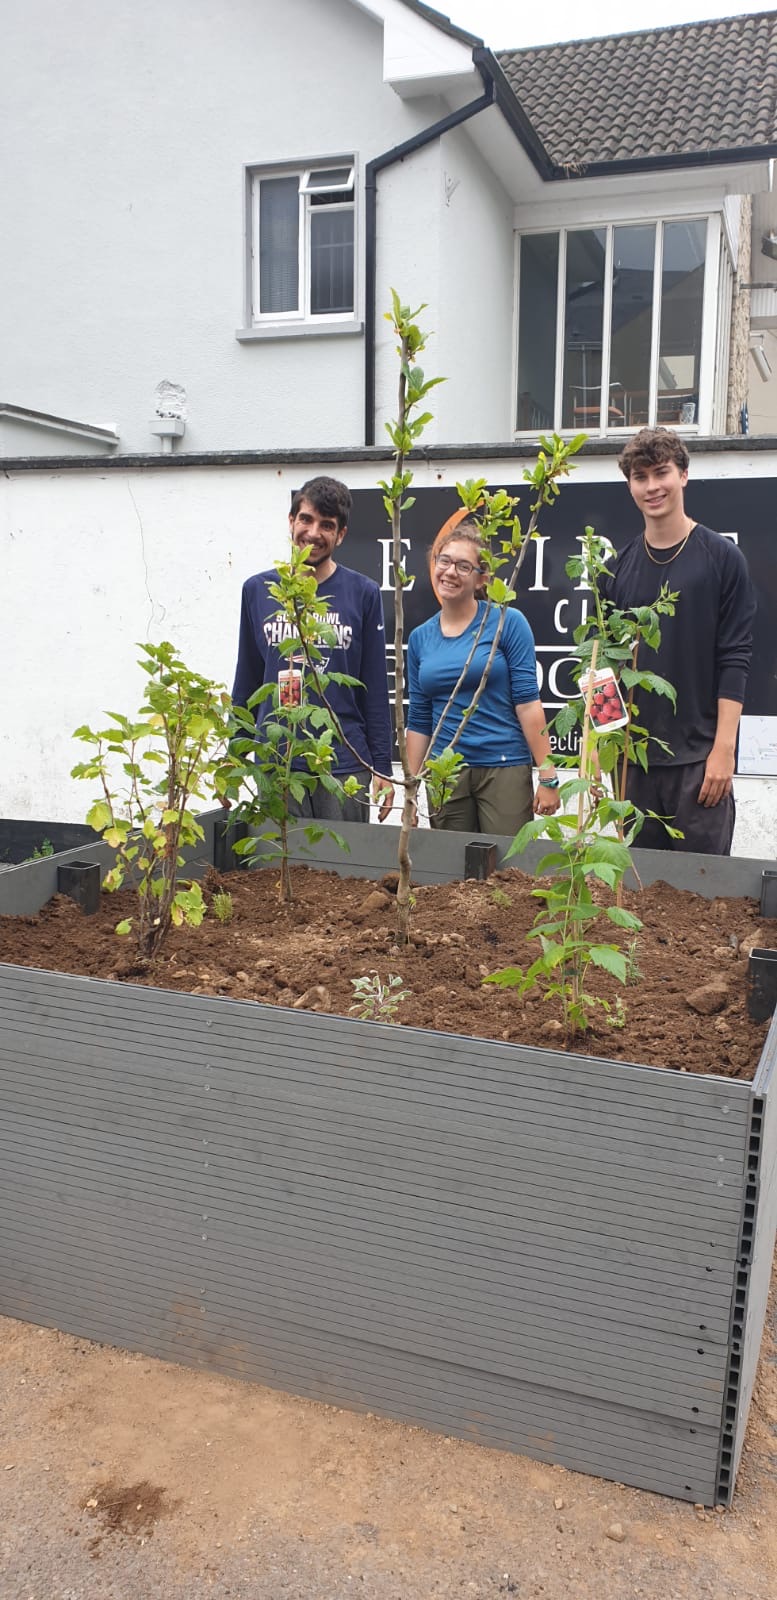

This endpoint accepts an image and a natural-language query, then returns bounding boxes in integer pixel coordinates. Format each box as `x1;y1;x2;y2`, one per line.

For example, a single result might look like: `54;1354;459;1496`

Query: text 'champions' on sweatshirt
231;564;393;778
407;601;541;768
600;523;755;765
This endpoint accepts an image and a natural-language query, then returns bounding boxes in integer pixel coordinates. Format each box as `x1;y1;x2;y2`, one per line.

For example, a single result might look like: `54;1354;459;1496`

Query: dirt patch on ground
81;1478;179;1540
1;862;774;1075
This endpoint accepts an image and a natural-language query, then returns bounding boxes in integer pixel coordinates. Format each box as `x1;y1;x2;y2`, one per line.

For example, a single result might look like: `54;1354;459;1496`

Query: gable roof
496;10;777;173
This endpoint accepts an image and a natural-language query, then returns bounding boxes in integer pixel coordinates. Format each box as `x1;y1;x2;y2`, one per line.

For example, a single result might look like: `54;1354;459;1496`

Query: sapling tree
380;290;586;947
487;527;679;1035
72;641;231;961
218;545;362;904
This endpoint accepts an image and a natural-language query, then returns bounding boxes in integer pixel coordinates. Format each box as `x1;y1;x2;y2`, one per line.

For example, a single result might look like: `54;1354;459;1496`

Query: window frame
514;214;720;438
246;156;358;331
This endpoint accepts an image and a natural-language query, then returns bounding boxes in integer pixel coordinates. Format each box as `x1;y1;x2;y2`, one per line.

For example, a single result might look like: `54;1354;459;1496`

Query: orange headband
428;506;482;602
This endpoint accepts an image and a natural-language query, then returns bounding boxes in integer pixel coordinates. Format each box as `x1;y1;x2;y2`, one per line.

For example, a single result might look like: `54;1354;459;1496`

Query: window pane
259;177;299;314
609;225;655;428
562;229;606;429
310;208;354;314
658;220;706;425
304;166;353;191
517;234;558;431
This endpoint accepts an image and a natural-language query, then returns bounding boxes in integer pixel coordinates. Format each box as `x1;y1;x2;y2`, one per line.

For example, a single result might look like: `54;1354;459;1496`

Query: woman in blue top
406;513;561;834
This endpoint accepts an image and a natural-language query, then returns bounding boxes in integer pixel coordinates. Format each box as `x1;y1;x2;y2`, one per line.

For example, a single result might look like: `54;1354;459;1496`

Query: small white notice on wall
739;716;777;776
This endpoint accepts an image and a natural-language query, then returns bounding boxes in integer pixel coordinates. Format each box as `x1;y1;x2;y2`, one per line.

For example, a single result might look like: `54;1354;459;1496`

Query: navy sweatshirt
231;563;393;779
600;524;755;765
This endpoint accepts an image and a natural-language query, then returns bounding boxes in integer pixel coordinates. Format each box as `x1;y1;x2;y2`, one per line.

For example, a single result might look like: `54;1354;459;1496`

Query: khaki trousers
428;764;534;837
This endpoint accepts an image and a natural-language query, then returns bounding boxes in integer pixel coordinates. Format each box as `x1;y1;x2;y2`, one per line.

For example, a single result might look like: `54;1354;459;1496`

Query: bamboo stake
578;639;599;832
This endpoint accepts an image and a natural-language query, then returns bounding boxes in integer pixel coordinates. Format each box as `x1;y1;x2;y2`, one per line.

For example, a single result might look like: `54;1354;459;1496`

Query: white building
1;2;776;851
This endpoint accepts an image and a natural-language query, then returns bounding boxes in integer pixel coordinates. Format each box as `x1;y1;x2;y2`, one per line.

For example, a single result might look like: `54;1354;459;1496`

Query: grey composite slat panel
0;960;755;1502
0;1280;717;1503
727;1013;777;1493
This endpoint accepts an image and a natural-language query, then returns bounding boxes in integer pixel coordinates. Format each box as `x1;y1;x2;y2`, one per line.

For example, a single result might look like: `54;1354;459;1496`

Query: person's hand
698;744;735;807
534;780;561;818
372;778;394;822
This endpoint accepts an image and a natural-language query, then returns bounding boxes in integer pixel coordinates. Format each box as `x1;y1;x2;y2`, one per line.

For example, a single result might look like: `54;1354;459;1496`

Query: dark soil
2;862;775;1077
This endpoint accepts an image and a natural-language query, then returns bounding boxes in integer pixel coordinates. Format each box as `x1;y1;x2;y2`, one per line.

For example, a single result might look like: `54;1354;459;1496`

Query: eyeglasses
434;554;480;576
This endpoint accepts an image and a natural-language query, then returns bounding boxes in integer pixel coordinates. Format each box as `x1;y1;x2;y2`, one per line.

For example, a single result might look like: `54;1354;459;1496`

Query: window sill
236;318;363;343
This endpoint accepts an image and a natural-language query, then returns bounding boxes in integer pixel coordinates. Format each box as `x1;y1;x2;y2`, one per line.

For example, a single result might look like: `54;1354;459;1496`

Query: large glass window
517;234;558;431
657;220;706;425
610;225;655;429
516;218;708;433
252;161;355;322
562;229;606;429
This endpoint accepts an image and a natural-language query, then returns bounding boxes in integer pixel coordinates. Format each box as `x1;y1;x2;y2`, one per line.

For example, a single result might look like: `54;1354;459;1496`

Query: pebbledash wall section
1;441;777;854
0;817;776;1505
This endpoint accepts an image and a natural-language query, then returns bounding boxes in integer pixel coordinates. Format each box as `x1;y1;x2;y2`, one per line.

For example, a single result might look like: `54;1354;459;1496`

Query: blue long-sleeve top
600;523;755;765
407;601;541;767
232;564;393;778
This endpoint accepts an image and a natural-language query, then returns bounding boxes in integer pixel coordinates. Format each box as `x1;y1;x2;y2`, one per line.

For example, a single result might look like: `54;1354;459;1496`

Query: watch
538;774;560;789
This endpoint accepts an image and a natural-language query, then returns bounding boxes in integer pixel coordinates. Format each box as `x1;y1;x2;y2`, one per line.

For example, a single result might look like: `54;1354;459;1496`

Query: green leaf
86;800;112;833
115;919;132;936
589;945;628;982
605;906;643;931
484;966;525;988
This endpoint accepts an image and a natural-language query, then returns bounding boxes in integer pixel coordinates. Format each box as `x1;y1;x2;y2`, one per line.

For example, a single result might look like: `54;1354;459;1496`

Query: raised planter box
1;818;776;1506
0;816;99;868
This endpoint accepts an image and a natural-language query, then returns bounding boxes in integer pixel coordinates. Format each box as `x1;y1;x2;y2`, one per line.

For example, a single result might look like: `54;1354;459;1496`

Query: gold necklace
642;522;695;566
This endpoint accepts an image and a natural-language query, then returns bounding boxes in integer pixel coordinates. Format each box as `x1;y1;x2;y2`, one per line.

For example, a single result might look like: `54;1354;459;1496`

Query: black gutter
363;79;495;446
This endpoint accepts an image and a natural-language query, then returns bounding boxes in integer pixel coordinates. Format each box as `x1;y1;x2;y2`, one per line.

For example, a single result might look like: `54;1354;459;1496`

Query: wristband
538;775;560;789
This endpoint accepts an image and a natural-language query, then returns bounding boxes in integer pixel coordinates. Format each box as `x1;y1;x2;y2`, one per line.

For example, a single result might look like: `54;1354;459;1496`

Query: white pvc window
516;218;709;435
252;162;355;322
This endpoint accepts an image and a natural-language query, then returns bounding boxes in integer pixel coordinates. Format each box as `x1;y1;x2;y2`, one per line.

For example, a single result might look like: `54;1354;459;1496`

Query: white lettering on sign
553;599;568;635
378;538;416;592
718;531;740;545
527;535;550;592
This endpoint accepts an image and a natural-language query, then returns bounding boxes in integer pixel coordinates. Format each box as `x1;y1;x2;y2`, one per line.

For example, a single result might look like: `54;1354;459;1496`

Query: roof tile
497;12;777;167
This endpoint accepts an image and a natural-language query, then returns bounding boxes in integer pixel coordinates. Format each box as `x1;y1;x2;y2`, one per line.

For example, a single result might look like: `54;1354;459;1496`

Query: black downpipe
363;82;494;446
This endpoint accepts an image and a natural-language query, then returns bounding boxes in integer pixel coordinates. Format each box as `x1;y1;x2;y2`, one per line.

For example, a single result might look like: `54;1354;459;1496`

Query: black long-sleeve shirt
600;524;755;765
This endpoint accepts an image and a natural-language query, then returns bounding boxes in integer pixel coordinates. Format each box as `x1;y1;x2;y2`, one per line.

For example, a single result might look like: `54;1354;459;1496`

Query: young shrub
488;528;678;1035
349;972;410;1024
71;641;231;961
381;290;586;947
218;545;363;904
211;890;234;925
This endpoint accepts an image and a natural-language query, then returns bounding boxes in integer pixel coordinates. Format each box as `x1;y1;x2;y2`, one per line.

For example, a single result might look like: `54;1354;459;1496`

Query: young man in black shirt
603;428;755;855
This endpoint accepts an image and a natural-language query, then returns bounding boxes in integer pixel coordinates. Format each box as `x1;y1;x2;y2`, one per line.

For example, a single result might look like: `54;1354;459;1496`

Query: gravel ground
1;1287;776;1600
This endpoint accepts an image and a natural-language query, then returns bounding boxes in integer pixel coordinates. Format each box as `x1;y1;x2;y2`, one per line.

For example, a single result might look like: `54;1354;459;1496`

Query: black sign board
345;477;777;769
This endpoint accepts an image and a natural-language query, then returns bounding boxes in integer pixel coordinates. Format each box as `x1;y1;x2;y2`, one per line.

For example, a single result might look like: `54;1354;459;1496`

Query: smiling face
626;459;689;525
289;498;345;579
433;535;485;606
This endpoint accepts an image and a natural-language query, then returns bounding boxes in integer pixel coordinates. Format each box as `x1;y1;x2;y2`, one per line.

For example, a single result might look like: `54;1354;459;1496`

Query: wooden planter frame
1;815;775;1506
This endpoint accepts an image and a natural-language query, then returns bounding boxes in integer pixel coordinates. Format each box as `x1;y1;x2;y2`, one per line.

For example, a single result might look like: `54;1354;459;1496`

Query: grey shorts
428;764;534;838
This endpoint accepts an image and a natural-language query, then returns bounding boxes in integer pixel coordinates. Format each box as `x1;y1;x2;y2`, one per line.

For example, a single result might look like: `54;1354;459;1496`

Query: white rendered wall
1;0;479;456
1;453;776;862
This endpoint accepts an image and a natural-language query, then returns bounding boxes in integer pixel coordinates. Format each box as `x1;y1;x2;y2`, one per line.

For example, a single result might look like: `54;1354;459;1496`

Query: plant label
579;668;629;732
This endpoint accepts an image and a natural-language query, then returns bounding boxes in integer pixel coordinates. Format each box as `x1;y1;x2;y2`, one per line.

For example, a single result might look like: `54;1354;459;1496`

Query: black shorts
625;760;735;856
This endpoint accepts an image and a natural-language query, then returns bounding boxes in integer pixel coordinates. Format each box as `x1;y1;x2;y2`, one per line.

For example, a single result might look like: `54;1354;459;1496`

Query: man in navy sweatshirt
602;428;755;854
232;476;394;822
